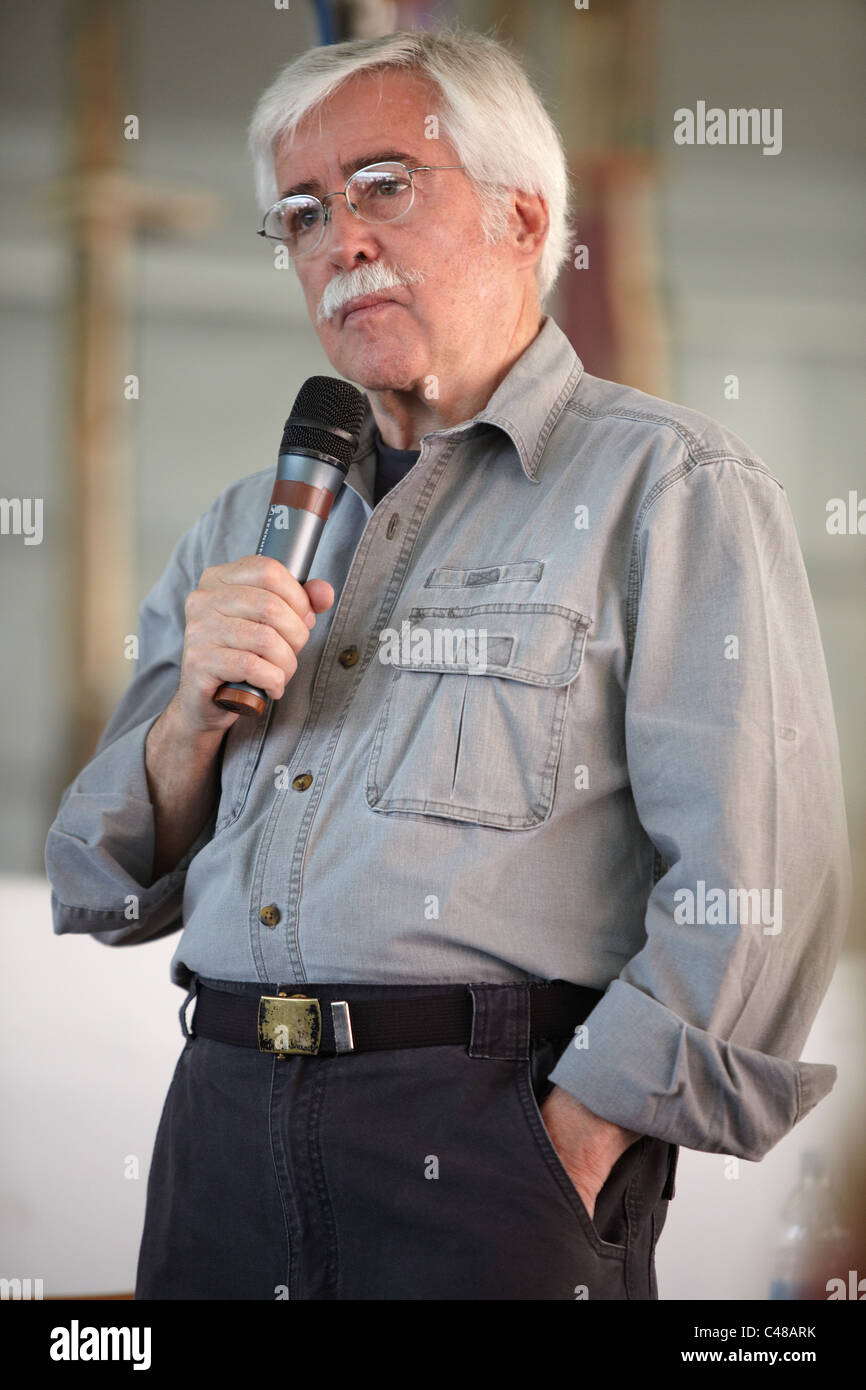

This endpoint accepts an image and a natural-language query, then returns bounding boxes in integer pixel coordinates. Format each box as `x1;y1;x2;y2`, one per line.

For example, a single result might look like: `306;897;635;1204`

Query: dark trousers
135;976;678;1301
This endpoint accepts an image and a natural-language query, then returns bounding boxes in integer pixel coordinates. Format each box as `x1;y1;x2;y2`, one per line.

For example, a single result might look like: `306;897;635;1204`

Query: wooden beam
67;0;134;769
58;0;215;775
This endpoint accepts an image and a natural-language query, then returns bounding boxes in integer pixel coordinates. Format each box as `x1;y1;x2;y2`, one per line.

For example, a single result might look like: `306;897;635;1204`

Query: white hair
248;24;573;306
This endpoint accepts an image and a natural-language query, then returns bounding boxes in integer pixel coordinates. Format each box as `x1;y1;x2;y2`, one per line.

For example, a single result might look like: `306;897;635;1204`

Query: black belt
190;980;603;1057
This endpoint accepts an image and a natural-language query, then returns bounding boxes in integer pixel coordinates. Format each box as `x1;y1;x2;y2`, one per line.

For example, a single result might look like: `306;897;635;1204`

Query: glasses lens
347;163;413;223
264;197;323;253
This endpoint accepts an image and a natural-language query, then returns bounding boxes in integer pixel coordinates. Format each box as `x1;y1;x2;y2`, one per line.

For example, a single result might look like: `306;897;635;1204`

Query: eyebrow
278;151;422;200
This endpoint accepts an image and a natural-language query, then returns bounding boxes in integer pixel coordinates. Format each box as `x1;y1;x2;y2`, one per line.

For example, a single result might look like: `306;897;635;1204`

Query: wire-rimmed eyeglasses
257;160;466;257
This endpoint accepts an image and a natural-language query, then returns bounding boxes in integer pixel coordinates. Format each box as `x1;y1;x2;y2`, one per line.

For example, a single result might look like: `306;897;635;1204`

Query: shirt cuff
546;978;837;1161
46;712;213;944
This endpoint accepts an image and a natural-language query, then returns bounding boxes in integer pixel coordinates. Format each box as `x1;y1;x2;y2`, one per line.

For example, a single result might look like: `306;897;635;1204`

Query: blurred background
1;0;864;1300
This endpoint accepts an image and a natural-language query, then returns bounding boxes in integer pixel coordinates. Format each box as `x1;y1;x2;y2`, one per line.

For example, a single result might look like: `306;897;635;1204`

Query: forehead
273;67;448;187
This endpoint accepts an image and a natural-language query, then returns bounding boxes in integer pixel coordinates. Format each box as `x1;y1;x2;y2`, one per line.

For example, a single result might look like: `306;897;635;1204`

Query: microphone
213;375;368;717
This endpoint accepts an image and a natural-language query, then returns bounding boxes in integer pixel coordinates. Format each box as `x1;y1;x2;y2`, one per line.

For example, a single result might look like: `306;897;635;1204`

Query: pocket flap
383;603;591;686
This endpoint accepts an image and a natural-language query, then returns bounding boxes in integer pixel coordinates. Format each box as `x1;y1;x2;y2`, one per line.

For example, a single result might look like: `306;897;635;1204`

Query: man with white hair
46;25;850;1301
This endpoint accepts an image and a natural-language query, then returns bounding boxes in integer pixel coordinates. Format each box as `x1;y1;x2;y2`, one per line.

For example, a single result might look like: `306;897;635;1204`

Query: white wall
1;878;183;1296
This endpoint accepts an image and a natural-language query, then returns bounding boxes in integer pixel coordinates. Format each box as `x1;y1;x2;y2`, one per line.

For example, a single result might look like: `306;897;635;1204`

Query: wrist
153;695;229;756
546;1086;640;1165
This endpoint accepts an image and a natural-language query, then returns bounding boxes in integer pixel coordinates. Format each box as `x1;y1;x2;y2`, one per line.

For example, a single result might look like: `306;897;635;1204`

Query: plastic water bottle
769;1149;851;1300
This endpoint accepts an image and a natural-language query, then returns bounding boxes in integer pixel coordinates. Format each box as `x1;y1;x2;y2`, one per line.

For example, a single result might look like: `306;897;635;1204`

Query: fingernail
305;612;316;628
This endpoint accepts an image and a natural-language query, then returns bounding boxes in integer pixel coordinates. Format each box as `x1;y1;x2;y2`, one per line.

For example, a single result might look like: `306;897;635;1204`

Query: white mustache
317;262;426;324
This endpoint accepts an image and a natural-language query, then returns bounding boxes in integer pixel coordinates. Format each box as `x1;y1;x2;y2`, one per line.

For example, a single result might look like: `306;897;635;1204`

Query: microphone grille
280;375;368;470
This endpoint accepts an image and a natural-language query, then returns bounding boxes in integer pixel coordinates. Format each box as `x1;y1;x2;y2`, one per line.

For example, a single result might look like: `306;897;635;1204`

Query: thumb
303;578;336;614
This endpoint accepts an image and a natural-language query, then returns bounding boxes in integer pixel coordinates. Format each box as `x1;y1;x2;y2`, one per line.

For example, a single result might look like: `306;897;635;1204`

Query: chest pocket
213;700;274;834
366;602;591;830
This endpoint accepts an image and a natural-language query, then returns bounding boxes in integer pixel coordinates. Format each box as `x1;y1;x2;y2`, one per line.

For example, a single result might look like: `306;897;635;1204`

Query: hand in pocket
539;1085;642;1220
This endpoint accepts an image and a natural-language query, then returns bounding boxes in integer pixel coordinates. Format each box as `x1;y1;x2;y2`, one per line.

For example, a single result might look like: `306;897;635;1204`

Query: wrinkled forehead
275;67;447;174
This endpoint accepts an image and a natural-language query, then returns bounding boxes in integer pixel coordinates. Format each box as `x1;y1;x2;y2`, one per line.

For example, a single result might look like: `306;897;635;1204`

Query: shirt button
292;771;313;791
386;512;399;539
259;904;281;927
338;645;359;668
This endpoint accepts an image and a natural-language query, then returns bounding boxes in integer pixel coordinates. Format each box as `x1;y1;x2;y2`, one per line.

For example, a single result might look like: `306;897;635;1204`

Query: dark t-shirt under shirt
373;427;421;506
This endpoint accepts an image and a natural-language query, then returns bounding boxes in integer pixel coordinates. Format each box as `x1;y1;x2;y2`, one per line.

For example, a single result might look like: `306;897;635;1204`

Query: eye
286;205;319;233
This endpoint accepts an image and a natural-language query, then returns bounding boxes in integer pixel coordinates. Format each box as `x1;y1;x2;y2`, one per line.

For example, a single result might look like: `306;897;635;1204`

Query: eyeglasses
257;160;465;257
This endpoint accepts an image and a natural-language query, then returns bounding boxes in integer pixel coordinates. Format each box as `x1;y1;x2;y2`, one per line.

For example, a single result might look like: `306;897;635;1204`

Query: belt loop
468;982;531;1060
179;979;199;1039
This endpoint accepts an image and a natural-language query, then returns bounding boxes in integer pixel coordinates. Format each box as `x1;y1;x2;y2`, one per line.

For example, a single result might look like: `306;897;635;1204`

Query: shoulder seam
566;399;781;485
566;397;709;459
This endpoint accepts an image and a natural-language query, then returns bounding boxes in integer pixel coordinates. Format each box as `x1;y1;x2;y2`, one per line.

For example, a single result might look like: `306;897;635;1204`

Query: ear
511;190;549;270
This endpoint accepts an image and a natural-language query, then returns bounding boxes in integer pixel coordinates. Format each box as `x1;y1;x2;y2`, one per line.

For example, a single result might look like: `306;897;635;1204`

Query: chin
330;337;424;393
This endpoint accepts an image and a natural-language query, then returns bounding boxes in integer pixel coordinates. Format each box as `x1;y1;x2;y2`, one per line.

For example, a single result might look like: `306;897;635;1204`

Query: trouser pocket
516;1035;676;1298
517;1036;634;1250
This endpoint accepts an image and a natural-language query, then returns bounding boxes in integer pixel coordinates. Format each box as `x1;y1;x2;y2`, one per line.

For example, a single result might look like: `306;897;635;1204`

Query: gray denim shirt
45;315;851;1161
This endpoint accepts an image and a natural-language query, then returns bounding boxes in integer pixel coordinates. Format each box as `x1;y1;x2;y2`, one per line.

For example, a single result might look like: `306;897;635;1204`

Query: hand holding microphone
169;556;336;737
169;376;367;736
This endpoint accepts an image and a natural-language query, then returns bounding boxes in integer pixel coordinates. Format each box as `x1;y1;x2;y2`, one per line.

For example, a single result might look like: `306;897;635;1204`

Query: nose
323;194;383;271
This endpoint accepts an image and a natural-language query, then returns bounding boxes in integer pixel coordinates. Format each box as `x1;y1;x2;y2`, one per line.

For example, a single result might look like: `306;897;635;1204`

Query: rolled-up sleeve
548;456;852;1160
45;510;217;946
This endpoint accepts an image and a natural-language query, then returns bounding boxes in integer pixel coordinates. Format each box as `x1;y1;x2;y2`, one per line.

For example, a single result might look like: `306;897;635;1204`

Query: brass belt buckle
258;993;321;1056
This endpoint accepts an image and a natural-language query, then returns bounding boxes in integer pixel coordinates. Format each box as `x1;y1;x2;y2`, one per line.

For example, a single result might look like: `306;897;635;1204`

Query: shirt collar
348;314;583;490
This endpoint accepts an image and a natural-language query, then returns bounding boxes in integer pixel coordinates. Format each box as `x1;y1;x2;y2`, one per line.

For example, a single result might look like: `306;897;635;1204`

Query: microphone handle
213;452;347;717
